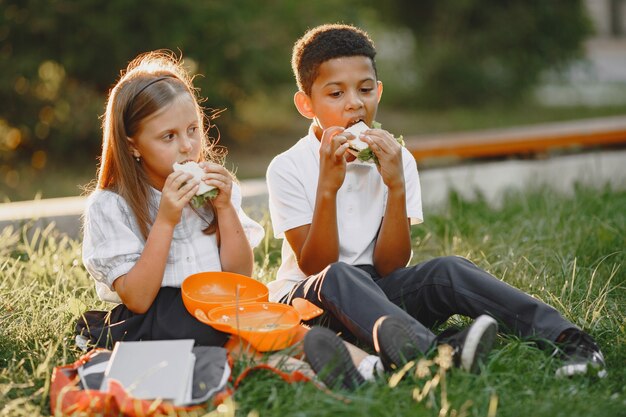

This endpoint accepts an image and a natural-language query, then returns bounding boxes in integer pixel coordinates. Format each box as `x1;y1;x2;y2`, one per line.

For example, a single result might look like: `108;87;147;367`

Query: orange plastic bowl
203;302;302;352
181;272;269;316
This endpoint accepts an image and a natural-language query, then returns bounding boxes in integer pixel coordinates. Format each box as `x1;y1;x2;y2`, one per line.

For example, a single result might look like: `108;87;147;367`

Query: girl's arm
201;162;254;276
113;171;198;314
215;203;254;276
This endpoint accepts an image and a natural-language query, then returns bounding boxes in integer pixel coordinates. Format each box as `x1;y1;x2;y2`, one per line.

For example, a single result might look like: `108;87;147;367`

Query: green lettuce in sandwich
172;161;219;208
344;121;404;164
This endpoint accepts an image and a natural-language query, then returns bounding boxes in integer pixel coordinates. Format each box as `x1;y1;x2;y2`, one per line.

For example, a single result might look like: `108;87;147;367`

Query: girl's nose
179;135;193;153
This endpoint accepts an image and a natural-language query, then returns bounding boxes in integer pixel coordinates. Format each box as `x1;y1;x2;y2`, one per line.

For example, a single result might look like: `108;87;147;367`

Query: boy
266;23;606;383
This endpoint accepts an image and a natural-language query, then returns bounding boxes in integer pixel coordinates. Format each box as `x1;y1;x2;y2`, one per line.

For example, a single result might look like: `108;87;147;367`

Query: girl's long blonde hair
96;50;224;239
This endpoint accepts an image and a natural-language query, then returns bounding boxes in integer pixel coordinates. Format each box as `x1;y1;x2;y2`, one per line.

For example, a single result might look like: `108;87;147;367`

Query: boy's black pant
281;256;576;352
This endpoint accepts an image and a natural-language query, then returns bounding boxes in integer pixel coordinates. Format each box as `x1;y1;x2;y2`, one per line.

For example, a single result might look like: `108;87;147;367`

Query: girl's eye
162;133;175;141
329;91;342;98
188;126;199;135
361;87;374;94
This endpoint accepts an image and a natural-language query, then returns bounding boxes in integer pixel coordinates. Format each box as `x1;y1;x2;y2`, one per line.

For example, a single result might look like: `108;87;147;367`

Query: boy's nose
345;91;364;109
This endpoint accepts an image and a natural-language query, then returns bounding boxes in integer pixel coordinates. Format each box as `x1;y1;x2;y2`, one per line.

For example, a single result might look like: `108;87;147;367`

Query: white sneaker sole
555;362;608;378
460;315;498;373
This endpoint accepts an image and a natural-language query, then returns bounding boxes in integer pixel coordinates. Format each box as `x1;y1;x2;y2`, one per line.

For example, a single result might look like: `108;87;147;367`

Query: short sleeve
266;156;313;238
231;182;265;248
402;148;424;224
82;191;143;300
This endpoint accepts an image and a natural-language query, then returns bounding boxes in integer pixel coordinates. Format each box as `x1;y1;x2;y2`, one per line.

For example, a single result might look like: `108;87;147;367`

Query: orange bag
50;349;207;417
49;347;320;416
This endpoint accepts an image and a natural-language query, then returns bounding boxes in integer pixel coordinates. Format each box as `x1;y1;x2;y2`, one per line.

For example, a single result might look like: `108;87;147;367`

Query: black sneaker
437;315;498;373
554;329;607;378
303;326;365;390
373;315;424;372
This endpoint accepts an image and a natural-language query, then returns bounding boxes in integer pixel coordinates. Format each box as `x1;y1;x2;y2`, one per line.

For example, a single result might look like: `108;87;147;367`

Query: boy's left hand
198;162;233;210
361;129;405;190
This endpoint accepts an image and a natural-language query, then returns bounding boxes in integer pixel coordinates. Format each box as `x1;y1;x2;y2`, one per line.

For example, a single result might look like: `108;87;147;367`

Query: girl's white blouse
82;183;264;303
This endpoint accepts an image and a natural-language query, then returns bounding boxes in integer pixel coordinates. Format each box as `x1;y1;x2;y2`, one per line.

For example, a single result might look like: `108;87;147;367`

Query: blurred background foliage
0;0;602;200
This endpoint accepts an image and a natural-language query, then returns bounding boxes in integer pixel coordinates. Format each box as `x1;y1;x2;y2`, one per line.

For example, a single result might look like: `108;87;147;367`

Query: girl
76;50;264;348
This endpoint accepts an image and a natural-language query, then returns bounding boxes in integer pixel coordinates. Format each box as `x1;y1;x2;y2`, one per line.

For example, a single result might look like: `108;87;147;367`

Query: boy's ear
294;91;315;120
377;80;383;103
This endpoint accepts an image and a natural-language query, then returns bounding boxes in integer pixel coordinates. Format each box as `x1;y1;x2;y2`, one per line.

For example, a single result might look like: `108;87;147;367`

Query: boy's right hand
318;126;350;192
156;171;199;227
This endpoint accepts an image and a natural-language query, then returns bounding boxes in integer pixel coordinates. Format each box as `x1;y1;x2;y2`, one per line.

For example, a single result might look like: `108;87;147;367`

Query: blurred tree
371;0;593;107
0;0;365;191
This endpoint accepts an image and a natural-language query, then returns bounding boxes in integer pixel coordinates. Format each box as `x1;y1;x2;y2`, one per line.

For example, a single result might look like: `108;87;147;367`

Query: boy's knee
324;261;352;276
422;255;475;277
319;262;366;293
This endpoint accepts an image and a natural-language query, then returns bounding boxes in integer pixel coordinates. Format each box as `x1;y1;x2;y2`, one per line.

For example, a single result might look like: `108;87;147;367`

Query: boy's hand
362;128;405;190
157;171;199;226
318;126;350;192
198;161;233;211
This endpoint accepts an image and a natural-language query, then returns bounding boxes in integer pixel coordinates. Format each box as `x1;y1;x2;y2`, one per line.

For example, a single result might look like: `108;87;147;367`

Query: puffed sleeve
230;182;265;248
82;190;144;302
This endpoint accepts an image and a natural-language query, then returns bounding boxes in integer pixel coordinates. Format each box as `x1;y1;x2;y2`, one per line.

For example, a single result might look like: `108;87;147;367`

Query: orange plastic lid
181;272;269;315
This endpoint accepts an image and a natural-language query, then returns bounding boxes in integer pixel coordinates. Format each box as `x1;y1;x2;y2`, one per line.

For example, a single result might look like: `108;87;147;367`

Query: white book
100;339;195;405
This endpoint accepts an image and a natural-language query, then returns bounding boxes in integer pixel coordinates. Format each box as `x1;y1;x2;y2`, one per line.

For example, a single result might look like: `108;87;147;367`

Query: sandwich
344;121;404;164
172;161;219;208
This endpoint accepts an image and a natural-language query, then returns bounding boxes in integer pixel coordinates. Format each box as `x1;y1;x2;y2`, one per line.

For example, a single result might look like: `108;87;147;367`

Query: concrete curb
2;150;625;239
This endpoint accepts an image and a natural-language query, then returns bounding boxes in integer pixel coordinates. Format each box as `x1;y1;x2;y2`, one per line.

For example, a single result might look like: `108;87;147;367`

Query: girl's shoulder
85;189;129;216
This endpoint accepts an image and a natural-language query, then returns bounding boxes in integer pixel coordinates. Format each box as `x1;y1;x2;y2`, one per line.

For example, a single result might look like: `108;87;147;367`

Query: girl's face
306;55;382;138
129;93;203;190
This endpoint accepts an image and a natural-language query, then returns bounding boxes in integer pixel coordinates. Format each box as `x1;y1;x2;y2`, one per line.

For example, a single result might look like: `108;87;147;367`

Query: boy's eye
329;91;342;98
162;133;175;141
361;87;374;94
188;126;199;135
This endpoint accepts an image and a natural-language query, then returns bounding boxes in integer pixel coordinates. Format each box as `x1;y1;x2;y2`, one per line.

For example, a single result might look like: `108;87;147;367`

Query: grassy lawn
1;184;624;416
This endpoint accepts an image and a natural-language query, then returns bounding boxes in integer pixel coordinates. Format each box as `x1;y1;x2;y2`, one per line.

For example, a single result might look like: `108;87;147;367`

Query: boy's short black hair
292;23;377;96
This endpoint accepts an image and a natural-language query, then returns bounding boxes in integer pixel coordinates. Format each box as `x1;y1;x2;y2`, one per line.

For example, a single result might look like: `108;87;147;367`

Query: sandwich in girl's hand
344;121;404;164
172;161;219;208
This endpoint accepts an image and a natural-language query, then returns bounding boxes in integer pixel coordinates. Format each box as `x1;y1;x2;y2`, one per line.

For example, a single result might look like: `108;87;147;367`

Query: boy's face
298;55;382;138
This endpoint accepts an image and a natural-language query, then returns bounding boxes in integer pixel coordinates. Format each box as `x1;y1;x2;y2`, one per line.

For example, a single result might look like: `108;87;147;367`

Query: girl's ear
127;137;141;158
376;80;383;103
294;91;315;120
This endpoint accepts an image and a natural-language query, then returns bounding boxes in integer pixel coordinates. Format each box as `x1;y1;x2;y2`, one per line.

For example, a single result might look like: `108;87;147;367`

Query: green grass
1;184;624;416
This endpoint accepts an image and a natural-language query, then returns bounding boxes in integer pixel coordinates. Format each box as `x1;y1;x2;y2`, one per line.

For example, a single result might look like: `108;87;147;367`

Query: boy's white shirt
266;124;423;302
82;182;265;303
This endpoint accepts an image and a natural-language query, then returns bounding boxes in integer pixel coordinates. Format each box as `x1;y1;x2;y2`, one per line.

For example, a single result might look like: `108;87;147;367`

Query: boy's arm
284;184;339;275
363;129;412;275
285;127;350;275
373;189;412;276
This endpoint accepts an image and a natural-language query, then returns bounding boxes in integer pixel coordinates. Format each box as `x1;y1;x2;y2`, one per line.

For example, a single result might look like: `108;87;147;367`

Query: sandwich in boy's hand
344;121;404;164
172;161;219;208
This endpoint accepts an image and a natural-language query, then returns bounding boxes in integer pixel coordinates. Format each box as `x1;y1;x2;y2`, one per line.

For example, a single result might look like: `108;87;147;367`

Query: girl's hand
319;126;350;192
361;129;405;190
157;171;199;226
199;162;233;210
